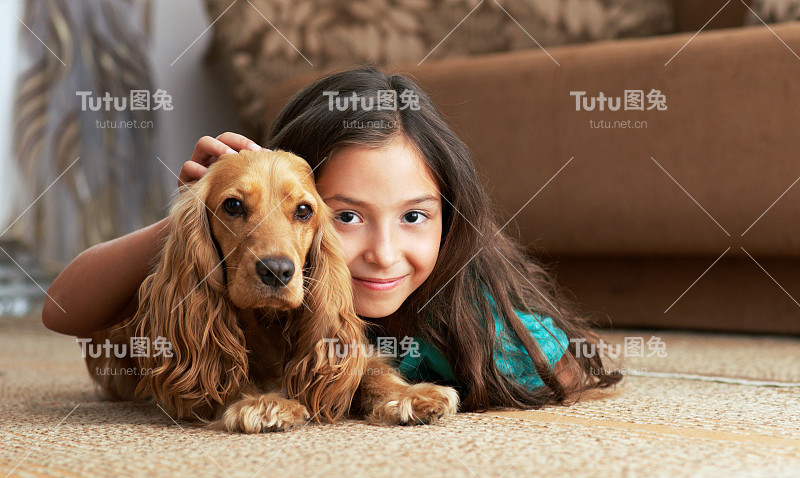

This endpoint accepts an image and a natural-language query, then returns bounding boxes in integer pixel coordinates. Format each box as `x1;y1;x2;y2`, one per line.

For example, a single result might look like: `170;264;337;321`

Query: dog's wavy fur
84;150;459;432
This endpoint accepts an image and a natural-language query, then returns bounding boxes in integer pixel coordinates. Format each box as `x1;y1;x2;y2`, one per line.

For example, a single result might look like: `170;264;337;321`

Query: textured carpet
1;313;799;478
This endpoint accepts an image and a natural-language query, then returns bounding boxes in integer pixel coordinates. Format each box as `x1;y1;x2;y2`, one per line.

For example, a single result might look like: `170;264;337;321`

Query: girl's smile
352;275;409;291
316;135;443;319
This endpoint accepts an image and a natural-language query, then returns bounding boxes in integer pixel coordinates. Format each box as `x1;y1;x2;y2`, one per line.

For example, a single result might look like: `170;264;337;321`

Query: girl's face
316;136;443;319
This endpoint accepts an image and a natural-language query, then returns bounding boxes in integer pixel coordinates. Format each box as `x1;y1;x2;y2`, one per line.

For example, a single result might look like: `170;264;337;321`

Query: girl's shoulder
492;306;570;389
365;328;455;382
485;292;569;359
482;290;568;353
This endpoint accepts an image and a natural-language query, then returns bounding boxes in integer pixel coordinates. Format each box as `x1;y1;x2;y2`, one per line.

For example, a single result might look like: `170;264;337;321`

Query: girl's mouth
353;275;407;291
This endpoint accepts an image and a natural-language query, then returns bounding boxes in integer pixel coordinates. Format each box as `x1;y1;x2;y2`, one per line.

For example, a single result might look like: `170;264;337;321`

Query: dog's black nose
256;257;295;287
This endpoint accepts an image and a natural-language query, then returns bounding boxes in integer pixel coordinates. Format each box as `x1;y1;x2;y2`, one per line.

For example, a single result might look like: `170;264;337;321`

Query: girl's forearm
42;216;170;336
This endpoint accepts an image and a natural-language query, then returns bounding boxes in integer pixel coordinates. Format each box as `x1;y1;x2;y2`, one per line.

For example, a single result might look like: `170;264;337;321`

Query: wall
0;0;23;228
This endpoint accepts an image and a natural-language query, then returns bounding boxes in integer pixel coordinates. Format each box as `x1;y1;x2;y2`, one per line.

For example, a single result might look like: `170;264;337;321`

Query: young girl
43;65;621;413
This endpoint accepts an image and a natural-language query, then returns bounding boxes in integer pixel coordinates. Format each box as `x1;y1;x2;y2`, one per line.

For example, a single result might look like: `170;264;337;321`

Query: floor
1;312;799;477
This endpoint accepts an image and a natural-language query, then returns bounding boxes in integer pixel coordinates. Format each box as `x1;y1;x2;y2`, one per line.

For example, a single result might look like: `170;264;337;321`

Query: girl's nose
364;226;400;268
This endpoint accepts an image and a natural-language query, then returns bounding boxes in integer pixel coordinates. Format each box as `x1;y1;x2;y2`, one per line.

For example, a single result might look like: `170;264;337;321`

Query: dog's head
203;150;322;311
134;150;367;423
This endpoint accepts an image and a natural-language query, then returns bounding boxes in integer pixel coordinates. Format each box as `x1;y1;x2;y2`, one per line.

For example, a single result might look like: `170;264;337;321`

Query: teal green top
369;295;570;392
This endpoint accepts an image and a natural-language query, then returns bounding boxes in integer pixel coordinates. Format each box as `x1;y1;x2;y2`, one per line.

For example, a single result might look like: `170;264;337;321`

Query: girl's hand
178;132;270;187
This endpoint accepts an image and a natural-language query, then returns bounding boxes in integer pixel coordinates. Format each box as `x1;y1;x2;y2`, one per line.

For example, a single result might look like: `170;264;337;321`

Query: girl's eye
402;211;427;224
335;211;362;224
295;204;313;221
223;198;244;217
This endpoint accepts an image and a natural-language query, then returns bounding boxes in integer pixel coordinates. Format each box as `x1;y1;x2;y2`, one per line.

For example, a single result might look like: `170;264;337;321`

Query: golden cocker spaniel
83;150;459;432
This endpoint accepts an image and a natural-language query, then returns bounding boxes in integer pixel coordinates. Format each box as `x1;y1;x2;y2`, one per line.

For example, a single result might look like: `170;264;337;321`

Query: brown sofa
232;1;800;335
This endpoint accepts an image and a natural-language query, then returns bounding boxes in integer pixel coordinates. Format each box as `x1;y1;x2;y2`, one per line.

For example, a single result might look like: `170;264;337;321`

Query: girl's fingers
216;131;261;152
185;134;265;188
191;136;236;167
179;136;274;189
178;161;208;188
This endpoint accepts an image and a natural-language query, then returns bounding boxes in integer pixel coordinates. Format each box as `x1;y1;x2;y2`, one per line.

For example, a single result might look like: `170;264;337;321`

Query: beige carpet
2;312;799;478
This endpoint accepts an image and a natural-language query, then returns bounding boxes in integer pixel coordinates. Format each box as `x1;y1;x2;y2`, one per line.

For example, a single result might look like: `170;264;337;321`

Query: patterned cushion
203;0;674;138
745;0;800;24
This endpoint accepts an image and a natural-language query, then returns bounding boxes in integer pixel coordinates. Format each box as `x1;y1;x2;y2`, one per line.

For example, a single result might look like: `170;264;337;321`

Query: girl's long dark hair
266;65;622;412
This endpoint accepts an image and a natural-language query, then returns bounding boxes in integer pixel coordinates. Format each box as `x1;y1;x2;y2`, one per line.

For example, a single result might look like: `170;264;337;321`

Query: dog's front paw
367;383;459;426
213;393;310;433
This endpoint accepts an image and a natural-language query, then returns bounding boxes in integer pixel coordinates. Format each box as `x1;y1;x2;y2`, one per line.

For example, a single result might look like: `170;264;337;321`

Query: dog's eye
295;204;313;221
223;198;244;217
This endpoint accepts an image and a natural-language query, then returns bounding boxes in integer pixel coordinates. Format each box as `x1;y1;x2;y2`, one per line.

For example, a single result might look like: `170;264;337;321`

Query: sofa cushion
671;0;749;32
263;23;800;260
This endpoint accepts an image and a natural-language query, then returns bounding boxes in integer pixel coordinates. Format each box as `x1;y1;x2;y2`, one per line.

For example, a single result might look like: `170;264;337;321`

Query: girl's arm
42;132;265;336
554;354;582;389
42;217;170;335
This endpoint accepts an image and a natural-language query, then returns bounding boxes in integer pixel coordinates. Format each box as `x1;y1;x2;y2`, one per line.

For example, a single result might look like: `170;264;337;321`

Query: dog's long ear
284;204;367;423
134;181;248;420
